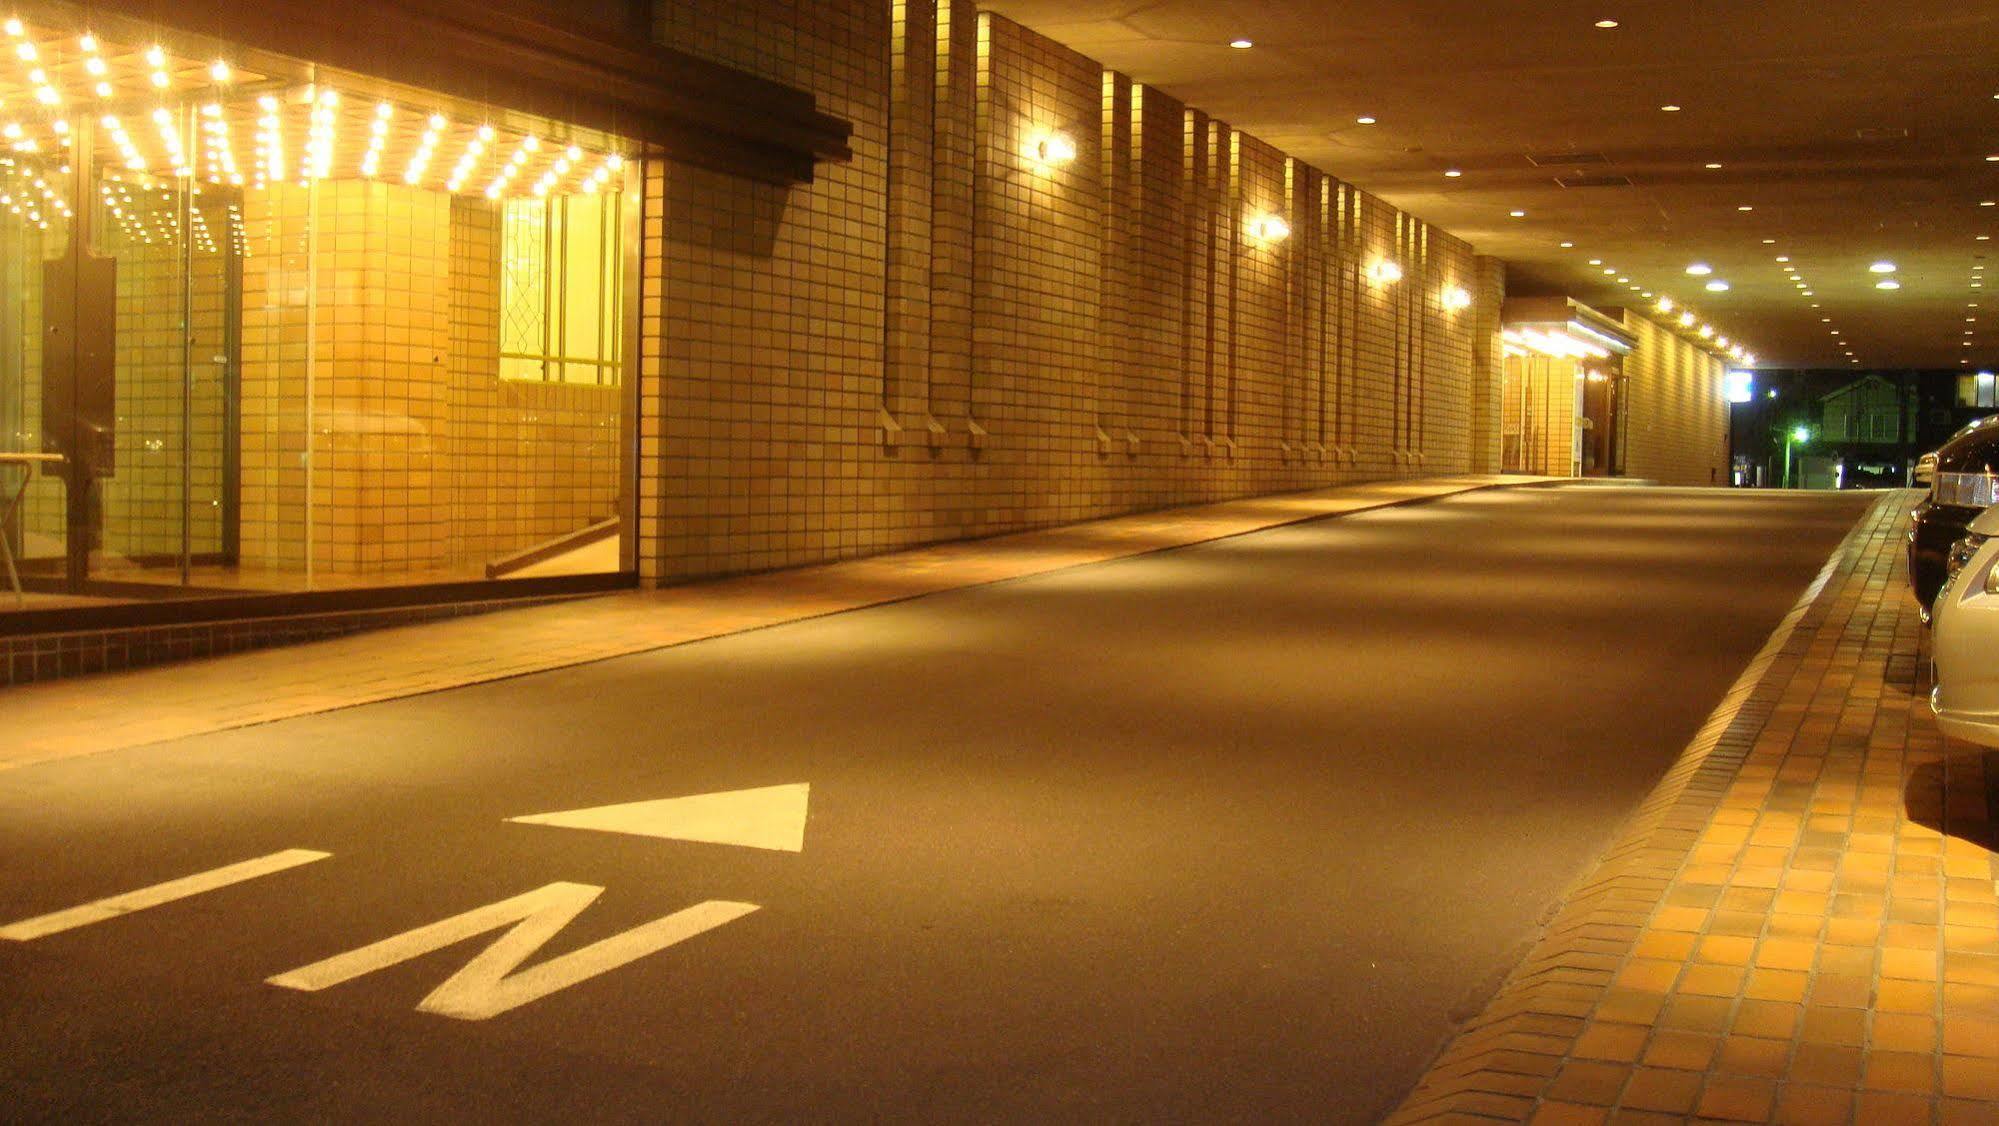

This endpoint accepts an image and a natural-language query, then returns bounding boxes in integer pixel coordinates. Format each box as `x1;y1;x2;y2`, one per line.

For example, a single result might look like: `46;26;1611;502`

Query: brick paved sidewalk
0;474;1544;771
1390;489;1999;1124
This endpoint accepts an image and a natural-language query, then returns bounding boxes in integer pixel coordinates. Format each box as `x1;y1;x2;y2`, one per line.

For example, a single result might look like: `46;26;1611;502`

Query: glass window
0;4;634;616
500;192;622;385
1962;373;1999;409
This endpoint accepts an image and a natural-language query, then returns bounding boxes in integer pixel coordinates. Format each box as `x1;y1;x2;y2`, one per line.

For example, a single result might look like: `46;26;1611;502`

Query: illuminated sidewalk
1392;491;1999;1124
0;474;1546;771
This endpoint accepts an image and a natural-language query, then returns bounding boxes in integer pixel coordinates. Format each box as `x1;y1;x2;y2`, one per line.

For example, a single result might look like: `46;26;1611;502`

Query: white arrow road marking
508;783;810;853
0;849;332;942
267;882;759;1020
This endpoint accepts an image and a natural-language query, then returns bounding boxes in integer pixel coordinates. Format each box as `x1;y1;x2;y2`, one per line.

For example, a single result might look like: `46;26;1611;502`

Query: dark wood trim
0;571;636;637
100;0;852;184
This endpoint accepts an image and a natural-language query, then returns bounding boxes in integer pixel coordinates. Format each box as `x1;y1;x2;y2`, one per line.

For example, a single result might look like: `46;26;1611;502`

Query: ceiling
984;0;1999;371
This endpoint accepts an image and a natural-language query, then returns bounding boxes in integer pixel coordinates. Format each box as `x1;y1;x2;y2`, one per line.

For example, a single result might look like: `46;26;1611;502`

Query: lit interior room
0;8;634;609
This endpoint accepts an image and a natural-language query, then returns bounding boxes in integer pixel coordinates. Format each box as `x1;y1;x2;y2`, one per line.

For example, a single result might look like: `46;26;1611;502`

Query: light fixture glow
1249;214;1290;241
1355;116;1376;125
1869;261;1897;273
1594;18;1619;28
1444;169;1461;178
1685;263;1713;276
1660;104;1681;112
1369;259;1403;284
1705;280;1731;292
1509;209;1525;218
1228;38;1252;49
1876;279;1901;290
1442;285;1472;310
1033;131;1077;165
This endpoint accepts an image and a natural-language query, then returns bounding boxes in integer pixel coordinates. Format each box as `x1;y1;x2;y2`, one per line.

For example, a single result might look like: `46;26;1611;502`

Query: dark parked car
1910;416;1999;621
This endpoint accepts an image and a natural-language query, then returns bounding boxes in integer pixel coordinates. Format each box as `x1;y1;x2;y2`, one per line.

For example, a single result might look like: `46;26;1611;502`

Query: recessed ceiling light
1876;279;1902;290
1588;258;1603;265
1988;155;1999;162
1661;104;1682;112
1802;290;1815;296
1984;201;1997;208
1869;261;1897;273
1775;256;1790;262
1356;116;1376;125
1704;162;1722;169
1444;169;1461;177
1229;38;1253;48
1509;210;1525;217
1980;235;1993;241
1594;19;1619;28
1761;238;1777;245
1706;280;1731;292
1617;277;1630;283
1736;205;1754;212
1685;263;1713;276
1559;241;1575;248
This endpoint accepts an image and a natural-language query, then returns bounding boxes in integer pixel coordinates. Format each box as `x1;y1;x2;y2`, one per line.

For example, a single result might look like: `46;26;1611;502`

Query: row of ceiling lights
1235;18;1994;369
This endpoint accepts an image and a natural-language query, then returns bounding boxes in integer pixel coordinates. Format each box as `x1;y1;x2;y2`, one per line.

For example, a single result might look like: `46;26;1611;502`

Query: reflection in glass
0;9;631;608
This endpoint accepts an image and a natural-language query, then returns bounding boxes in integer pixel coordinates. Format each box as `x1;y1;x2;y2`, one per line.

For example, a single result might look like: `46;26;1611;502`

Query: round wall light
1033;132;1078;165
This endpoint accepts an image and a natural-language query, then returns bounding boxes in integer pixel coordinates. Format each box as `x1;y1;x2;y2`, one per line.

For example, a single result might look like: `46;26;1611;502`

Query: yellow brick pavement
1390;490;1999;1124
0;474;1547;771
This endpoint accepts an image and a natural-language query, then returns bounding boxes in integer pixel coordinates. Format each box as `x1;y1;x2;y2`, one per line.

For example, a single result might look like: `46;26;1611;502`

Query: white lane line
0;849;333;942
508;783;810;852
268;882;759;1020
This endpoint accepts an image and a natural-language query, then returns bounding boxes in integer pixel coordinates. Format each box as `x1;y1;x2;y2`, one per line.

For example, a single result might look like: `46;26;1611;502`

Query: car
1929;504;1999;747
1908;418;1999;622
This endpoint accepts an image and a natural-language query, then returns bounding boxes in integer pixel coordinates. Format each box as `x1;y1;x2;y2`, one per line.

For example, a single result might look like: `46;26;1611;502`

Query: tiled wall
1621;313;1730;487
641;0;1494;584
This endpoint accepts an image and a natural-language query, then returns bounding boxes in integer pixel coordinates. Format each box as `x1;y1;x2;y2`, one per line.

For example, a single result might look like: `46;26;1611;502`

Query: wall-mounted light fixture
1027;130;1076;168
1369;259;1403;284
1248;214;1290;242
1442;285;1472;311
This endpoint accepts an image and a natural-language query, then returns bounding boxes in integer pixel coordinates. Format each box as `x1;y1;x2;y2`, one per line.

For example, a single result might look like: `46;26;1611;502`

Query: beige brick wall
1621;313;1730;487
640;0;1497;584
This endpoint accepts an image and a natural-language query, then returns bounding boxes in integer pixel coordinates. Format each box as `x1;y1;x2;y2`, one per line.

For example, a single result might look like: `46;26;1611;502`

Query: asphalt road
0;485;1874;1123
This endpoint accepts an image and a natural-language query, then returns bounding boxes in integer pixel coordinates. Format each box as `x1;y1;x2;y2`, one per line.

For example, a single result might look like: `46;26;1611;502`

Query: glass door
0;148;71;603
